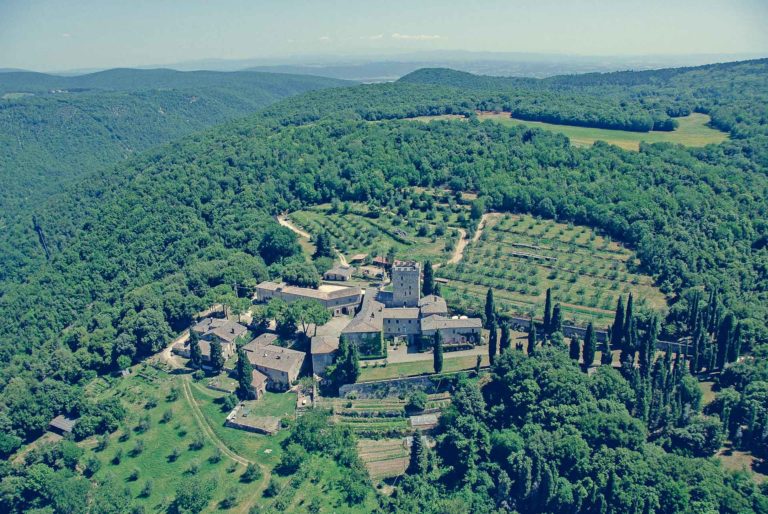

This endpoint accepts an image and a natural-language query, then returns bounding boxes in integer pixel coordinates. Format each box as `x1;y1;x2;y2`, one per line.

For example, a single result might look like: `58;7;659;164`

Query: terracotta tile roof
245;344;306;373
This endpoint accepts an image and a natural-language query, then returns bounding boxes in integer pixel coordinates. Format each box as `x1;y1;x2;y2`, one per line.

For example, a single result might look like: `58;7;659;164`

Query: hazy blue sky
1;0;767;71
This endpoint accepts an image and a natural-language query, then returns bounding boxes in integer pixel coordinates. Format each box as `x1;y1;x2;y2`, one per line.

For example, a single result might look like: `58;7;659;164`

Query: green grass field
408;112;728;151
478;112;728;150
78;367;265;512
438;213;666;326
75;365;376;513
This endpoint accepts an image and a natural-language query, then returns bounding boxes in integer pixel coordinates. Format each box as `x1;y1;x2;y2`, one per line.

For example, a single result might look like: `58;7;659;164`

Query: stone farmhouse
244;344;306;391
323;264;354;281
310;335;340;375
254;281;362;316
173;317;246;363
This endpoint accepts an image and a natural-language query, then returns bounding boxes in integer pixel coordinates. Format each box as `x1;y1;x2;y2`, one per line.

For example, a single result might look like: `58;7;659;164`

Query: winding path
181;377;252;466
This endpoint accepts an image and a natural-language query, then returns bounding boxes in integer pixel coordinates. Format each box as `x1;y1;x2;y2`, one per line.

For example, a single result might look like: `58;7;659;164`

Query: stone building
254;281;362;316
244;344;306;391
391;261;421;307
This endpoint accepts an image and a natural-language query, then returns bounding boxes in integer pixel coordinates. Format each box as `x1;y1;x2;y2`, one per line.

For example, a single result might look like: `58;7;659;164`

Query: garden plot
316;394;451;438
357;438;409;480
437;213;667;326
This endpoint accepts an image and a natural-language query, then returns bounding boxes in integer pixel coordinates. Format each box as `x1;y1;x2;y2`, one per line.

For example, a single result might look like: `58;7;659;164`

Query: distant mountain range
11;50;764;82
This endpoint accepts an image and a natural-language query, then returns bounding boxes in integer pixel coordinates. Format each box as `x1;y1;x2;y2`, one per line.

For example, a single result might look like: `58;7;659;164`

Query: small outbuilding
323;265;354;282
49;415;78;435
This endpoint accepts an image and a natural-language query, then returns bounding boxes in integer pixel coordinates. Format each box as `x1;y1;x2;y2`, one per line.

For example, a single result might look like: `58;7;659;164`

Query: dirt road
277;214;311;239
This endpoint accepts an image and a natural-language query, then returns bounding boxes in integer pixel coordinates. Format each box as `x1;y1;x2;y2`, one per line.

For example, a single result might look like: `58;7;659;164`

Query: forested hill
0;59;767;510
0;68;351;95
0;69;349;218
398;60;768;136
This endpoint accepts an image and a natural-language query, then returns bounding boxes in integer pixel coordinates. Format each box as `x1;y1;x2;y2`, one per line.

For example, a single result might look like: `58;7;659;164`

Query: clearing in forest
436;213;667;326
409;112;728;151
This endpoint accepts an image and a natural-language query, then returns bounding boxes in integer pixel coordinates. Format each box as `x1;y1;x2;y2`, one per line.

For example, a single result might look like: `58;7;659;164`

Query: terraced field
315;395;450;480
437;213;667;326
357;439;409;480
316;395;450;437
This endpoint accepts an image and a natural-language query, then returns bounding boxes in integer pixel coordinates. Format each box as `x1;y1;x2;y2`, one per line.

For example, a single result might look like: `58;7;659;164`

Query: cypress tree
407;433;427;475
210;339;224;373
551;303;563;334
422;261;435;297
582;323;596;370
620;317;637;365
728;322;742;363
500;322;511;354
313;231;333;259
569;337;580;362
623;293;634;345
333;336;360;386
189;327;202;369
639;315;657;380
706;289;719;334
433;330;443;374
601;335;613;366
236;348;254;400
690;316;703;373
527;322;537;356
611;296;625;347
716;313;734;369
432;280;442;297
488;321;498;364
687;291;702;334
485;288;496;329
543;288;553;332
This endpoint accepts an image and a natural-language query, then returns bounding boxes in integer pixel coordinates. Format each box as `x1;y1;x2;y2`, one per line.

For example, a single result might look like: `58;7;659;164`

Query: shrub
241;463;263;483
263;477;279;497
405;392;428;413
168;447;181;462
189;433;205;451
130;439;144;457
84;456;101;477
140;480;153;498
209;448;223;464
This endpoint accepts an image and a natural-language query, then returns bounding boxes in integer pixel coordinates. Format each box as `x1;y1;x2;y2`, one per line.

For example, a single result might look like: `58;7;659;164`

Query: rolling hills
0;68;349;219
1;59;767;512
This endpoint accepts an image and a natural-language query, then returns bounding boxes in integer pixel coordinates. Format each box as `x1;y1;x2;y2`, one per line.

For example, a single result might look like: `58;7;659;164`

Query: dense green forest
1;60;767;511
0;69;348;218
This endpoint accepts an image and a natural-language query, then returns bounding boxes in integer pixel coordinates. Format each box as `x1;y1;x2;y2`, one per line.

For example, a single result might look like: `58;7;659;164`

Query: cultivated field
289;201;465;265
357;438;409;480
437;213;667;326
317;395;446;435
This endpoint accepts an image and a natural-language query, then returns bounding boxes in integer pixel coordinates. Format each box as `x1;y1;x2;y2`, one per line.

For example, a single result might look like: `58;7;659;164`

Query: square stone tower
391;260;421;307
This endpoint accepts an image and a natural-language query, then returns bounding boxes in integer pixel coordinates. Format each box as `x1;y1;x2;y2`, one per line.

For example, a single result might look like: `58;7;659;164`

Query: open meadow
408;112;728;151
76;365;376;513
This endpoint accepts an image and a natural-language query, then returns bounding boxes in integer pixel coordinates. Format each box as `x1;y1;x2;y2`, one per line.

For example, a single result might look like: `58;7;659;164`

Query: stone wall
339;369;484;399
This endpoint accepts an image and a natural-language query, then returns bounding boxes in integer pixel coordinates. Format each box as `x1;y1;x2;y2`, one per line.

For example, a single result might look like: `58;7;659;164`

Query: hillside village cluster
174;260;483;397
